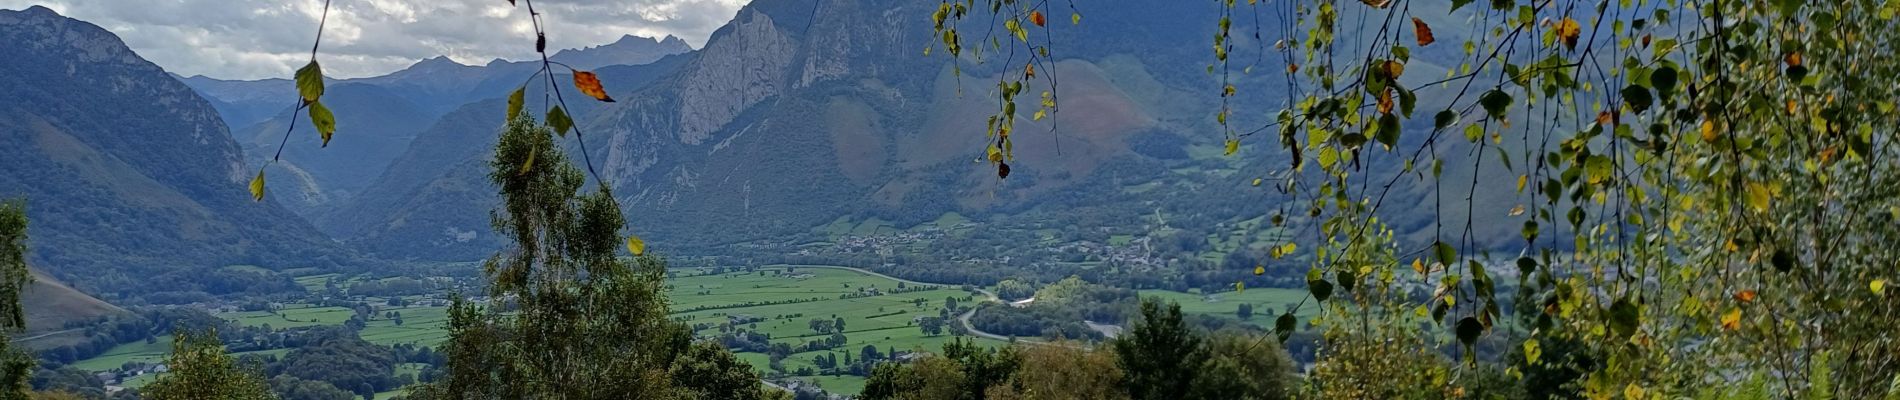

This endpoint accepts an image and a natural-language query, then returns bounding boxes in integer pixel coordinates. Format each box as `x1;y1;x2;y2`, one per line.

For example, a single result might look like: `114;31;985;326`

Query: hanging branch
251;0;337;202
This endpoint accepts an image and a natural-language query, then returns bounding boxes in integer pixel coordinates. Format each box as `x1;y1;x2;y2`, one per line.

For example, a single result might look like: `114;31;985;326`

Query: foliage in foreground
140;330;273;400
864;298;1300;400
402;117;769;400
930;0;1900;397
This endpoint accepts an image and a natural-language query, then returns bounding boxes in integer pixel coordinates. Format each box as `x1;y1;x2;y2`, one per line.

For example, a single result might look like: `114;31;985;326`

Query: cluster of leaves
927;0;1077;179
927;0;1900;397
250;0;337;203
864;299;1300;400
1220;0;1900;397
0;200;32;399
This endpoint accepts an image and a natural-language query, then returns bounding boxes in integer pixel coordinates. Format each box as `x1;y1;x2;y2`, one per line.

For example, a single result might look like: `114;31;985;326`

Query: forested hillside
0;6;355;297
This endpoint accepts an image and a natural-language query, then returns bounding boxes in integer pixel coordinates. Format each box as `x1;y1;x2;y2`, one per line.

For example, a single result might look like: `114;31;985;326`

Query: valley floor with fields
61;264;1304;397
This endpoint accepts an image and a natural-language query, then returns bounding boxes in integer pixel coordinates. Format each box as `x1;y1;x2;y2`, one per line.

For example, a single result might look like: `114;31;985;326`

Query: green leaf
1650;66;1679;97
1621;85;1654;113
1584;155;1612;184
1523;338;1542;364
1455;317;1483;347
1308;278;1334;302
1479;89;1512;118
1397;87;1417;117
249;170;266;202
1772;248;1796;272
1517;256;1537;275
1434;110;1458;130
1434;241;1457;265
1609;297;1639;339
1451;0;1475;12
547;106;573;136
308;100;336;147
1376;113;1401;149
295;60;324;103
1274;312;1296;341
506;86;526;121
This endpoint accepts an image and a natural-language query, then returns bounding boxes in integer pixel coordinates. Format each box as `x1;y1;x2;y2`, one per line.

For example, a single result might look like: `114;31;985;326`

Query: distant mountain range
0;0;1530;300
0;6;355;297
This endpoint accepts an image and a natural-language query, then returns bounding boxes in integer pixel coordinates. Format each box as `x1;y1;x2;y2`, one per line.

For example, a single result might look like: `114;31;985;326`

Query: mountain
322;0;1251;260
13;269;130;349
551;34;694;71
331;0;1528;266
0;6;356;295
179;36;695;218
313;56;694;260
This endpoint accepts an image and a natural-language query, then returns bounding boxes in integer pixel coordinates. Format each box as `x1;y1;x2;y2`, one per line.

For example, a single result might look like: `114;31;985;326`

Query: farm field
66;264;1275;396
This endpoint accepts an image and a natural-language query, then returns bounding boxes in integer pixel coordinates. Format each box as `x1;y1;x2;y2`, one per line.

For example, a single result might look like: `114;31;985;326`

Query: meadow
66;264;1291;395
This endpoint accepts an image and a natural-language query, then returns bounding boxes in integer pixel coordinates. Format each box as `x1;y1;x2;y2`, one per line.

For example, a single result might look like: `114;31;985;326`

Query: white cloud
0;0;745;79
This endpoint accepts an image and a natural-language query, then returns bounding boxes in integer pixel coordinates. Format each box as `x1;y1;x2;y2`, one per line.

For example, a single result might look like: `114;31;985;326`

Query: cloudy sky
0;0;747;80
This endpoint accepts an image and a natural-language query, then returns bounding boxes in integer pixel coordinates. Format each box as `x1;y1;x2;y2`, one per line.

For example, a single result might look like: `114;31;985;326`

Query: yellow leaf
1254;265;1265;276
249;170;266;202
1745;182;1772;212
1251;178;1262;187
1508;204;1525;216
626;235;646;256
1721;307;1742;330
1224;139;1239;156
1234;281;1245;293
518;146;536;175
1517;175;1528;192
1412;258;1426;275
572;70;615;102
506;86;526;120
308;100;336;147
1523;338;1541;364
1701;120;1719;142
1624;383;1646;400
1874;279;1888;295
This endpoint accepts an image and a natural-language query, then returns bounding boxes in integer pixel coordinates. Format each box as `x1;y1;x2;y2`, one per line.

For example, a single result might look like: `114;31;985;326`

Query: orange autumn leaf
1029;10;1046;27
1785;51;1803;67
1412;17;1435;46
1734;290;1757;303
1376;87;1395;114
1360;0;1392;8
1025;63;1036;78
573;70;615;102
1597;111;1614;126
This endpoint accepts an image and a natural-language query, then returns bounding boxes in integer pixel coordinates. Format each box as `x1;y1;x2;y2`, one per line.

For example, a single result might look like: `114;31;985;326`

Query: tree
860;356;966;400
1235;303;1252;320
918;317;944;337
985;343;1127;400
0;200;31;400
669;341;766;400
1111;299;1201;400
834;317;847;333
403;116;762;399
141;329;273;400
809;318;833;335
1188;333;1299;400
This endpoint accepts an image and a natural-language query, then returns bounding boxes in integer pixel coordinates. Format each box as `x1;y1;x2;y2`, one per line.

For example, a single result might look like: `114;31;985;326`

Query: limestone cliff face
674;8;800;146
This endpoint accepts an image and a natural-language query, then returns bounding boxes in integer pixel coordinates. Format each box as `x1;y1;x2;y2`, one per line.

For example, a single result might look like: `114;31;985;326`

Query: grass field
668;266;1005;395
70;335;171;371
220;305;355;329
